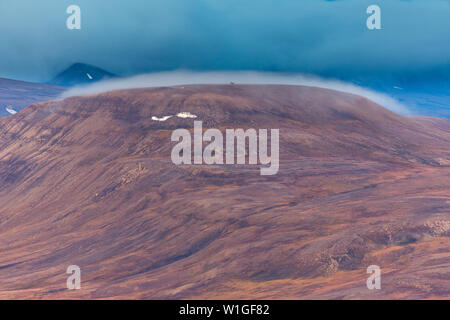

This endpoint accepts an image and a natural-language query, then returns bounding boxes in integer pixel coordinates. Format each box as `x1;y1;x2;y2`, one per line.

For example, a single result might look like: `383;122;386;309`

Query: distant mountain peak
49;62;117;86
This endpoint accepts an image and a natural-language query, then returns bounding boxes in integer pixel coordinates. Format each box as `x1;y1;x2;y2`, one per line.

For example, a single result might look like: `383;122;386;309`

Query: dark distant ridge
345;74;450;119
0;77;64;118
49;62;117;86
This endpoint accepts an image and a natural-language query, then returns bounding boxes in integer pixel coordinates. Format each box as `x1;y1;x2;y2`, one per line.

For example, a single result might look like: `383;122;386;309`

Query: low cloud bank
61;71;410;115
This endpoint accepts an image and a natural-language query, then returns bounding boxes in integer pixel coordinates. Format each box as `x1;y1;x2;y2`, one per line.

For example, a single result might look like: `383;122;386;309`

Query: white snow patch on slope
6;106;17;115
151;115;173;121
176;112;197;119
151;112;198;121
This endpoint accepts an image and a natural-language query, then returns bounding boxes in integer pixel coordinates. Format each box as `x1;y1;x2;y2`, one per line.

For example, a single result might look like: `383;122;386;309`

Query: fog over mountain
62;71;411;115
0;0;449;301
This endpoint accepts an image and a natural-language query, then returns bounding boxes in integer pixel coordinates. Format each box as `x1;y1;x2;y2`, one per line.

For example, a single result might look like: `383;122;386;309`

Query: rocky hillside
0;85;448;299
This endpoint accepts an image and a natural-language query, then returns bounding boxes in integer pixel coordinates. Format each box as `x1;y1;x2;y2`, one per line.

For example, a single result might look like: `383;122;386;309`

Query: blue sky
1;0;449;82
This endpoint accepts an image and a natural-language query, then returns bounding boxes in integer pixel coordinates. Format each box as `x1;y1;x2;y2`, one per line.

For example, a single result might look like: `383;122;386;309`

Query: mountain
348;74;450;119
0;85;448;299
49;63;117;86
0;77;65;118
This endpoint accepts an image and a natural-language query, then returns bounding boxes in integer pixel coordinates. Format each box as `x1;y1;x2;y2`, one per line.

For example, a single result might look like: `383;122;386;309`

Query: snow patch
176;112;197;119
6;106;17;115
151;115;173;121
151;112;198;121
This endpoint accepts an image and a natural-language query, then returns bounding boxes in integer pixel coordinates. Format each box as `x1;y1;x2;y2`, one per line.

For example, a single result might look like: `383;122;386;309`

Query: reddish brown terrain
0;84;448;299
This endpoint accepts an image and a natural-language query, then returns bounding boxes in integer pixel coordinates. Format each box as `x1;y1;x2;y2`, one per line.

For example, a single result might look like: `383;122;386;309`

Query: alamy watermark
171;121;279;175
66;5;380;31
366;265;381;290
66;5;81;30
66;265;81;290
367;5;381;30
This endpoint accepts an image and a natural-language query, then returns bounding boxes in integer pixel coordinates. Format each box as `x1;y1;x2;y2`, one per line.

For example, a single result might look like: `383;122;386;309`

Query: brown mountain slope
0;85;449;299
